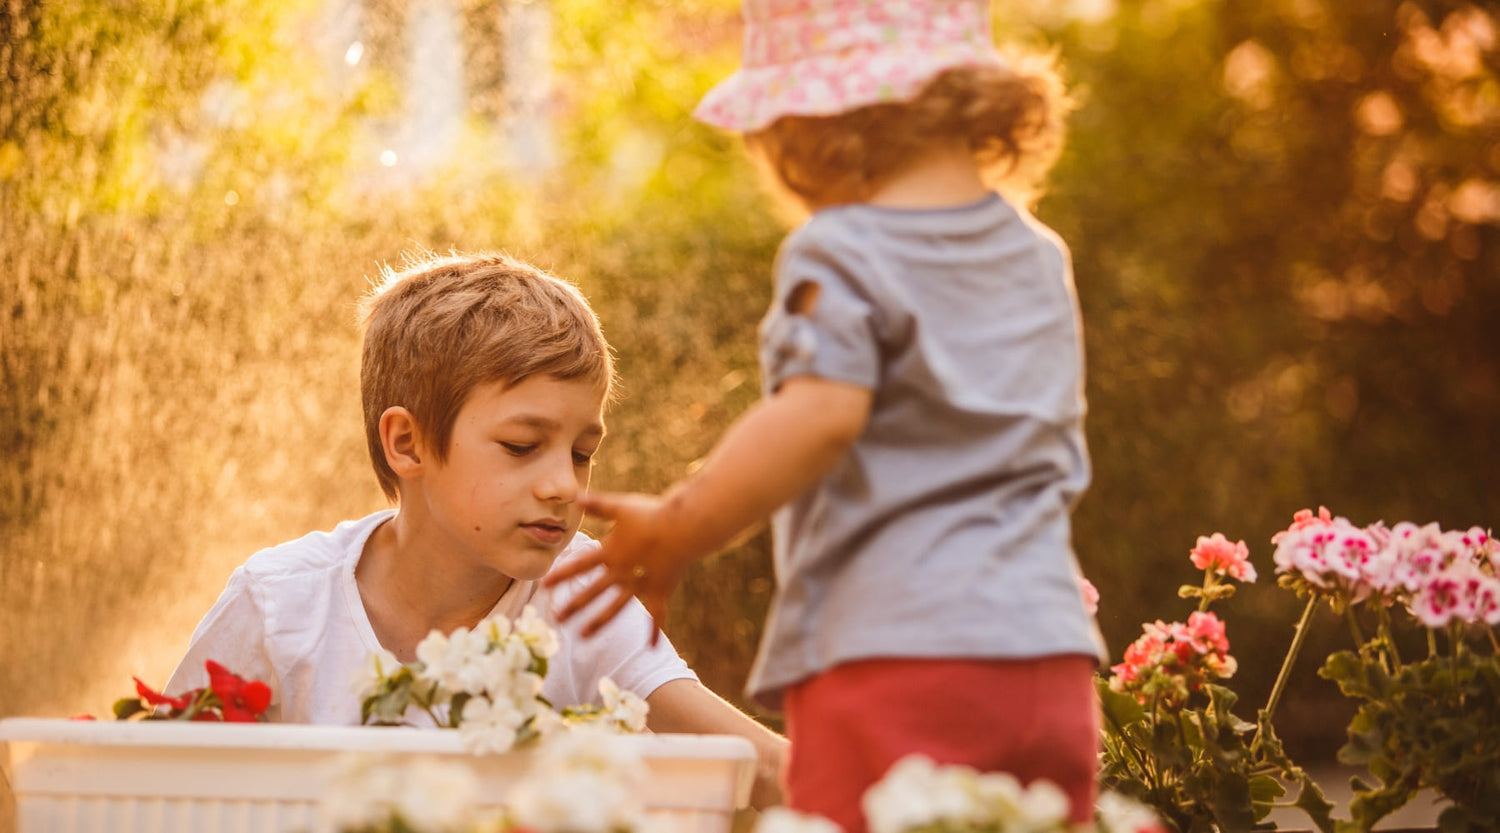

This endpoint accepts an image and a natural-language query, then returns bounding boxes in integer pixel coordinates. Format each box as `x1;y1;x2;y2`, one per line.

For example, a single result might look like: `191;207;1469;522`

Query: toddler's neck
866;140;990;210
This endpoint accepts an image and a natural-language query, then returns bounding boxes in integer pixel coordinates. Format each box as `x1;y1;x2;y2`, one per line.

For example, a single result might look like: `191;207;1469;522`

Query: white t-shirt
166;510;695;724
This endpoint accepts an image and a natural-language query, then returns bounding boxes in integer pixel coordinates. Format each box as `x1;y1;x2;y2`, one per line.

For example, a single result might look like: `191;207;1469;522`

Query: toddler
551;2;1108;830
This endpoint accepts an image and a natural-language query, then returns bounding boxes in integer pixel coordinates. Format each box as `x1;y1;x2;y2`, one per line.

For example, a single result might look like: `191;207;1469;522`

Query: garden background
2;0;1497;787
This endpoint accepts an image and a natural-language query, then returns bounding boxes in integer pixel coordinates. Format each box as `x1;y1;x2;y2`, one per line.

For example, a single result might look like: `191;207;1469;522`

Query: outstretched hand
545;490;697;642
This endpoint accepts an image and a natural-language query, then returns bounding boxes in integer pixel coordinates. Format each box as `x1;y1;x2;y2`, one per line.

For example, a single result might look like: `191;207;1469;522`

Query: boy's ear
379;406;424;479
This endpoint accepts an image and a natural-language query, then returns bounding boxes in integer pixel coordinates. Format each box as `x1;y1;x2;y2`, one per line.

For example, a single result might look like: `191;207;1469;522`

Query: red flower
134;677;194;711
205;660;272;722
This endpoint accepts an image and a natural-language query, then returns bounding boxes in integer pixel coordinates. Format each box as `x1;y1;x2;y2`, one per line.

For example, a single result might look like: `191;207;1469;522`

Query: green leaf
112;697;146;720
1097;677;1147;728
1319;651;1376;699
365;675;413;725
1290;773;1337;833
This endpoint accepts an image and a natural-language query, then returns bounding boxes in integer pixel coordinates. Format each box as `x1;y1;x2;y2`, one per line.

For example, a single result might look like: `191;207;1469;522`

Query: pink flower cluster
1272;507;1498;627
1190;533;1257;582
1109;611;1237;704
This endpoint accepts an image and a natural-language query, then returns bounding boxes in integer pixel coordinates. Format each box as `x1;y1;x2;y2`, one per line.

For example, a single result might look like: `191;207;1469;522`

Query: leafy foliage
1098;680;1285;833
1321;639;1500;832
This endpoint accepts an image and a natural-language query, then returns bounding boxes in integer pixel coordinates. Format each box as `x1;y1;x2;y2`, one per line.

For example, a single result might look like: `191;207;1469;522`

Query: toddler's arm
548;375;872;636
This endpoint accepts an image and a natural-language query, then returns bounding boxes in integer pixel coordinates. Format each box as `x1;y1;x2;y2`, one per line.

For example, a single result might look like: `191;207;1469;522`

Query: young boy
167;251;784;807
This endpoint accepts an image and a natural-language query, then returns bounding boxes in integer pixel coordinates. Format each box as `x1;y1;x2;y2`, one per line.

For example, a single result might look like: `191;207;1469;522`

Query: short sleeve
165;568;283;716
759;230;882;393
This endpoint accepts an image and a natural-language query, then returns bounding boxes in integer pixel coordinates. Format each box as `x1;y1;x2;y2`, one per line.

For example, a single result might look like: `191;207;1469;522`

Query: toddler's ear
379;406;424;478
785;280;820;315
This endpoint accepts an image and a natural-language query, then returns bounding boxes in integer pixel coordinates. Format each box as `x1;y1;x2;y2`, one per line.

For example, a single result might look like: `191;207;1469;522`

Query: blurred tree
2;0;1496;764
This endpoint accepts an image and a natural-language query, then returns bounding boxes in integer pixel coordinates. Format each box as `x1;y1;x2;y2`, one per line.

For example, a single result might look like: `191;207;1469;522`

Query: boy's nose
535;452;580;503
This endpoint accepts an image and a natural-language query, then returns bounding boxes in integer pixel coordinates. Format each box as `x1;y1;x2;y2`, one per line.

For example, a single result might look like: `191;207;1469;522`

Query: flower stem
1427;628;1438;659
1377;606;1401;671
1345;605;1366;648
1264;595;1320;725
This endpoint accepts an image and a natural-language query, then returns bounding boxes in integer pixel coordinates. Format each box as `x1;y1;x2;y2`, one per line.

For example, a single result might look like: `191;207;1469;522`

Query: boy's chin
498;547;566;582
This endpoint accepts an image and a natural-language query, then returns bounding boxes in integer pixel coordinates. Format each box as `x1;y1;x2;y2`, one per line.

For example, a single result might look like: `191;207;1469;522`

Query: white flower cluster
318;754;484;833
418;607;559;753
862;755;1070;833
759;756;1165;833
356;606;650;754
504;724;656;833
318;727;659;833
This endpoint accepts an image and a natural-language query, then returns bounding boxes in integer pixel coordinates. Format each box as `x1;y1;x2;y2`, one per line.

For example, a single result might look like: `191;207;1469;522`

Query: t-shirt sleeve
759;228;882;393
164;567;283;717
540;545;697;706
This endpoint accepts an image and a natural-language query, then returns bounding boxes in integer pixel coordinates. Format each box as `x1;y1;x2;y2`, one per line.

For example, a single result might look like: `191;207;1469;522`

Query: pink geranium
1109;611;1237;704
1271;507;1383;603
1190;533;1257;582
1079;576;1100;616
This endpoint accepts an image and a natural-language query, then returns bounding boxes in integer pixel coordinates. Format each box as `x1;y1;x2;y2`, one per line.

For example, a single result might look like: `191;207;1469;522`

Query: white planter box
0;718;755;833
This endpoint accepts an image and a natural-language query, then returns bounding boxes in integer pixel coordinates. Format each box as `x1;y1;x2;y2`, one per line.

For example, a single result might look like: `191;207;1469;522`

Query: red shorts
782;655;1099;833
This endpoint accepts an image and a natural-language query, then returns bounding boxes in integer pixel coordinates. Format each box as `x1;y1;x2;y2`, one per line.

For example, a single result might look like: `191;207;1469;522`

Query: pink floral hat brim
691;0;1003;132
694;42;1003;132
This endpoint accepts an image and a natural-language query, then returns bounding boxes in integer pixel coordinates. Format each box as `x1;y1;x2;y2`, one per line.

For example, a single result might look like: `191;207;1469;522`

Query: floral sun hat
694;0;1005;132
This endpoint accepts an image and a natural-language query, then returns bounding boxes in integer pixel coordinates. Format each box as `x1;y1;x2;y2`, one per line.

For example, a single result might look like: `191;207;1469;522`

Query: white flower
480;614;515;643
458;694;525;754
530;706;566;739
864;756;1073;833
863;755;983;833
393;758;481;832
416;626;490;695
1095;791;1163;833
318;753;404;832
600;677;650;732
535;722;645;783
507;727;648;833
508;767;641;833
318;754;481;833
353;648;402;700
754;807;843;833
1012;779;1069;831
480;644;537;699
516;604;561;658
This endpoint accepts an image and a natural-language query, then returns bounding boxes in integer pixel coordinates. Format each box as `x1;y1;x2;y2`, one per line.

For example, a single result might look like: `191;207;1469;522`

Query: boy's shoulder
240;510;394;583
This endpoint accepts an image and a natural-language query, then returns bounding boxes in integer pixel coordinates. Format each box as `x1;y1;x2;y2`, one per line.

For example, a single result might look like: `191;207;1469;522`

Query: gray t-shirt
749;192;1108;709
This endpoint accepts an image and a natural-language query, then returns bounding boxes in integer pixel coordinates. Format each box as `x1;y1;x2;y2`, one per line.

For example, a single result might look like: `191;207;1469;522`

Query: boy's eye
501;442;537;455
572;450;595;466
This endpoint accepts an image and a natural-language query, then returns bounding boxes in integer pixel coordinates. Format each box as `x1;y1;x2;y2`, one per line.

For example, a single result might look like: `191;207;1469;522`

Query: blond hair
360;251;614;501
745;53;1071;213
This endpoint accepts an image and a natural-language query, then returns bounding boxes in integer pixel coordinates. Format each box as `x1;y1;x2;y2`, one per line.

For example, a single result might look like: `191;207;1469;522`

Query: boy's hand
545;490;695;641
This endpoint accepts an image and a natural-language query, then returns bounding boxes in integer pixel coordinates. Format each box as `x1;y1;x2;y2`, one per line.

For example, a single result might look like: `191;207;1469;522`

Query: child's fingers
641;598;671;648
543;547;604;588
578;490;627;520
580;587;637;638
554;570;616;622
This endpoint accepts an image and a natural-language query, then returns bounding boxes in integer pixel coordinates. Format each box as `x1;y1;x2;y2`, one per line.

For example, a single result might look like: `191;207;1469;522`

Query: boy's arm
550;375;873;636
645;678;788;810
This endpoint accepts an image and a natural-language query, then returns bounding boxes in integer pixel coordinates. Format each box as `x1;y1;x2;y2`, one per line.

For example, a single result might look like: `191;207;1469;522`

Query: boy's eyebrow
506;414;606;438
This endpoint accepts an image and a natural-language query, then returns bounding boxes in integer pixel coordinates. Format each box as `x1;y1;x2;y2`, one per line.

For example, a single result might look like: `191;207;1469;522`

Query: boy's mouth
521;518;568;545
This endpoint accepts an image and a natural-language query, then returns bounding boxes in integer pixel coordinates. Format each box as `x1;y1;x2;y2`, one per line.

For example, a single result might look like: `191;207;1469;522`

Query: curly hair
744;52;1071;213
